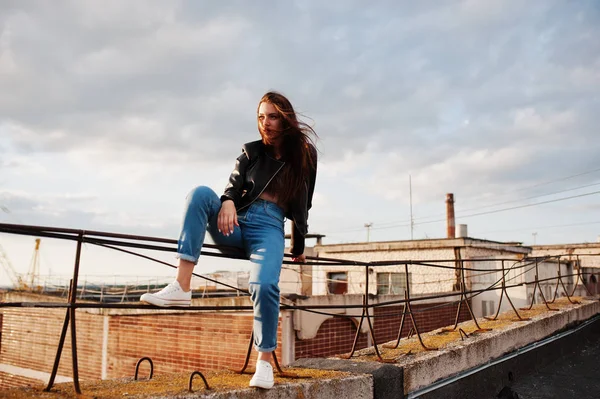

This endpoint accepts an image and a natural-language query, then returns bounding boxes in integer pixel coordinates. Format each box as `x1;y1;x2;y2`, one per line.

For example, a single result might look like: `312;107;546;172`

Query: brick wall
0;307;104;381
373;301;471;344
0;371;42;389
2;294;470;389
295;301;471;359
106;312;281;379
295;316;368;359
0;306;280;388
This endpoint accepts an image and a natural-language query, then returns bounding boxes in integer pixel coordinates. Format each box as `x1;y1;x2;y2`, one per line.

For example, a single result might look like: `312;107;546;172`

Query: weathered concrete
292;358;403;399
145;375;372;399
512;317;600;399
415;314;600;399
5;298;599;398
389;298;600;395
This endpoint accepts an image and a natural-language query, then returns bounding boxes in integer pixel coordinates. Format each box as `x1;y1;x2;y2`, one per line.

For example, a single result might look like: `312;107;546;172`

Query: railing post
69;234;83;393
486;260;528;321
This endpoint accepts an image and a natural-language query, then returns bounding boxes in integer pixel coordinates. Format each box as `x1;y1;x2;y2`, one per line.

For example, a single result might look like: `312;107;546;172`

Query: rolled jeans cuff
255;344;277;353
176;253;198;264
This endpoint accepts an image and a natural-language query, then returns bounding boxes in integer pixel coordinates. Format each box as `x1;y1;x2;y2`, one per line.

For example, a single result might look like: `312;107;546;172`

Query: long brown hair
258;91;318;205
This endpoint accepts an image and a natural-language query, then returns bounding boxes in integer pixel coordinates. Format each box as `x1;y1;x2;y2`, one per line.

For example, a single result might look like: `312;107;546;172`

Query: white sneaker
140;281;191;307
249;360;274;389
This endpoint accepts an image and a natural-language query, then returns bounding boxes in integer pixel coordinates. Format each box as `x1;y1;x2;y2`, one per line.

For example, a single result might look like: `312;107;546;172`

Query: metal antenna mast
409;175;414;240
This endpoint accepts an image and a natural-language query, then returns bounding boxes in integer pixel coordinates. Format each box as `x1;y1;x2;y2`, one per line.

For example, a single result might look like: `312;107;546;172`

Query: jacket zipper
237;160;285;212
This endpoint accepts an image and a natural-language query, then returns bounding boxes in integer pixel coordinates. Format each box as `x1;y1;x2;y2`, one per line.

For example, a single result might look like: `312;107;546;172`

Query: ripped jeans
177;186;285;352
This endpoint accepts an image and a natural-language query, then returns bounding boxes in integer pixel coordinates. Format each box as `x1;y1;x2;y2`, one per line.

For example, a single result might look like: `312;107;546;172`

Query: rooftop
3;297;598;398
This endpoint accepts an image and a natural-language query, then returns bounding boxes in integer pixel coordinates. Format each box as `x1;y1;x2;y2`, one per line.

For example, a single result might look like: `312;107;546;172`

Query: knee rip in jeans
250;248;266;262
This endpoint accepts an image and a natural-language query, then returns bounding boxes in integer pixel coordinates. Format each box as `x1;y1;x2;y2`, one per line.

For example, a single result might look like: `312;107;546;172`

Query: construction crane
0;204;28;289
0;206;44;291
25;238;42;290
0;241;26;289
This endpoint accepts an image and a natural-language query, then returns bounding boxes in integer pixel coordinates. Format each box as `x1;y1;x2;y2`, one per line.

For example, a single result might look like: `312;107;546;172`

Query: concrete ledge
3;373;373;399
292;358;402;399
416;314;600;399
396;298;600;395
168;375;372;399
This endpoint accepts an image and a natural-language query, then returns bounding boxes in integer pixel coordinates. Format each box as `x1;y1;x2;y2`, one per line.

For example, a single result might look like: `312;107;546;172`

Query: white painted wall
313;246;457;296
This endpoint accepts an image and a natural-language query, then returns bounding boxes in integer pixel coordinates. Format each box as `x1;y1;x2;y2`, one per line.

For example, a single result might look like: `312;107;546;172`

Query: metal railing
0;222;598;394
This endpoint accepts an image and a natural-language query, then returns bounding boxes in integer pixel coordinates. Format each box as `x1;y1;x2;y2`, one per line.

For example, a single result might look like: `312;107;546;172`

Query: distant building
284;236;581;318
531;242;600;295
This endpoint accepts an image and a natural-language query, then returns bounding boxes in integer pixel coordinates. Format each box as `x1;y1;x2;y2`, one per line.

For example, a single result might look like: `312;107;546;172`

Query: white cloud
0;0;599;264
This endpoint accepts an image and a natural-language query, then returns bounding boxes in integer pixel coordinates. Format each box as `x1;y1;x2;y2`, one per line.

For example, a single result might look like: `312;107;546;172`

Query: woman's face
258;102;283;142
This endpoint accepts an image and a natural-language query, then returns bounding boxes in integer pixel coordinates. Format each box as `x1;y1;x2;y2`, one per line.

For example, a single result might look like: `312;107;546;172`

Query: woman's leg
177;186;243;290
141;186;242;306
240;201;285;354
175;260;195;292
240;201;285;389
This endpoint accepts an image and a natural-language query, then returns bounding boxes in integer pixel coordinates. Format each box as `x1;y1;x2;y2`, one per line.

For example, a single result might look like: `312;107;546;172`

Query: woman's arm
290;220;305;258
218;150;249;235
218;199;238;236
221;151;250;207
290;150;318;260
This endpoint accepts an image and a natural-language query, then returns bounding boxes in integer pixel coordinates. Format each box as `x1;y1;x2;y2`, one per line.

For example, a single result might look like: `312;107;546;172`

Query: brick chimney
446;193;455;238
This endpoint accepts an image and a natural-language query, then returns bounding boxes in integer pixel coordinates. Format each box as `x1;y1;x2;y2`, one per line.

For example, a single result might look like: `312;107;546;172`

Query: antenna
364;223;373;242
409;175;414;240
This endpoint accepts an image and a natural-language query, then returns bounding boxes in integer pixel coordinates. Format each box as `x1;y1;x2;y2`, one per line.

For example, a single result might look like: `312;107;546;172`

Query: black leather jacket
220;140;317;256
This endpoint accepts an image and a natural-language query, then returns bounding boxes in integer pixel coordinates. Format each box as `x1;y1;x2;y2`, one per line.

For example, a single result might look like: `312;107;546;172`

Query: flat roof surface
511;317;600;399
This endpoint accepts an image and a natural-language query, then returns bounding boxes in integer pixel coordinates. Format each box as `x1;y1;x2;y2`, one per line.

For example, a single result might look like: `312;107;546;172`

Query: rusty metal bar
341;265;394;361
521;259;558;312
524;274;539;311
134;357;154;380
1;221;598;396
272;352;284;374
44;280;73;392
188;371;210;392
385;296;407;349
239;332;254;374
383;263;409;350
69;236;83;394
548;259;562;305
443;258;490;333
340;266;370;360
0;222;352;267
485;261;528;321
570;255;594;297
239;331;284;375
361;265;389;361
402;262;434;350
548;256;579;305
341;306;366;359
405;290;435;350
384;263;434;351
0;272;582;313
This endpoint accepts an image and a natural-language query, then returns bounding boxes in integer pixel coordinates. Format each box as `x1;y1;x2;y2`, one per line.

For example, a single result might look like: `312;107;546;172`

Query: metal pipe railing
1;222;598;394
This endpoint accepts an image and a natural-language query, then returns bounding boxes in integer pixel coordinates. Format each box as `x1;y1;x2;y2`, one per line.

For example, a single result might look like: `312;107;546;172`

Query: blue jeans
177;186;285;352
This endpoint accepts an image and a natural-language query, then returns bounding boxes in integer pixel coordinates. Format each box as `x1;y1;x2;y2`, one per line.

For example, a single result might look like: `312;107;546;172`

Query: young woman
141;91;318;389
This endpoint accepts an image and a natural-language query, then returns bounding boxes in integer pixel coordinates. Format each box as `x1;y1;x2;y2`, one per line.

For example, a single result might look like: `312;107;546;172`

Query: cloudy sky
1;0;599;285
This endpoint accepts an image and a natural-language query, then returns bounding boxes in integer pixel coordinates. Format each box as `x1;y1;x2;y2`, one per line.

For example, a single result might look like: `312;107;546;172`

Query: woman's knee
186;186;217;206
250;281;280;301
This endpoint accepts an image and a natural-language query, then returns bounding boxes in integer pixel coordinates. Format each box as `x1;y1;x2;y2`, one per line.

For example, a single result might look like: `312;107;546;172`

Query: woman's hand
292;254;306;263
218;200;238;236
